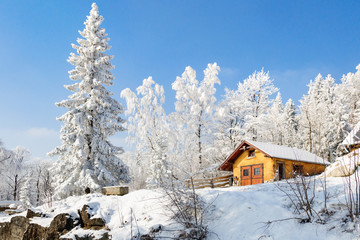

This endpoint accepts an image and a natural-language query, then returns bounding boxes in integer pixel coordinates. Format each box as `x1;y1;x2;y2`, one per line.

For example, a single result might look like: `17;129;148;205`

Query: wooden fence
185;174;233;189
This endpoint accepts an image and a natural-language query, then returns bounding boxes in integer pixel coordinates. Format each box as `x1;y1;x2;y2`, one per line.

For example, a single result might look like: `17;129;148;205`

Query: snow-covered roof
219;140;329;171
246;140;330;165
342;121;360;146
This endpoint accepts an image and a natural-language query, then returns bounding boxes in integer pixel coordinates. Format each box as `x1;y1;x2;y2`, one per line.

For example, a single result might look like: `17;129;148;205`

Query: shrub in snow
164;180;210;239
49;3;129;199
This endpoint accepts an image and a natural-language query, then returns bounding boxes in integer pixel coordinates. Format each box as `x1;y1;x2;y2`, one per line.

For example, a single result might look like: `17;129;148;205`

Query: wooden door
241;166;251;186
277;162;285;180
251;164;263;185
241;164;263;186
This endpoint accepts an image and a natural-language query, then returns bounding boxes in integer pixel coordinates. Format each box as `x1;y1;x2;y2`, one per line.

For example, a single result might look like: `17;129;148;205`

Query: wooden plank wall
102;186;129;196
185;174;233;189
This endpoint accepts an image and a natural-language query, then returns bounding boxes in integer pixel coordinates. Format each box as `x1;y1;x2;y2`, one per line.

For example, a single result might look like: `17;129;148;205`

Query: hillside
0;174;359;240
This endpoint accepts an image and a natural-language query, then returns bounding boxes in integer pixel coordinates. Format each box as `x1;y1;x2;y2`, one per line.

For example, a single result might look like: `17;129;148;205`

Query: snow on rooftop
342;121;360;146
247;140;329;165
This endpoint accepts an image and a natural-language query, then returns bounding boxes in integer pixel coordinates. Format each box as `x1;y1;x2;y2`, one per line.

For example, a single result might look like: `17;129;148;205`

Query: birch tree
121;77;171;188
234;69;278;141
5;146;29;201
171;63;220;175
211;89;245;164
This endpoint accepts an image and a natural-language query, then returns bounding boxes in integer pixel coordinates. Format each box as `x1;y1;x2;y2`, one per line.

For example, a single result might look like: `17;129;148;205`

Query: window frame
248;149;255;158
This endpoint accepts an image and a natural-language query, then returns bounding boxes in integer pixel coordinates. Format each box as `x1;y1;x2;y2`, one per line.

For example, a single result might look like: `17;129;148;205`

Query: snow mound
326;149;360;177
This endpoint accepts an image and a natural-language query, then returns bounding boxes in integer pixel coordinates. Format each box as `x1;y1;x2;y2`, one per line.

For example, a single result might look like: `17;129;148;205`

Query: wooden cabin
219;140;330;186
341;121;360;152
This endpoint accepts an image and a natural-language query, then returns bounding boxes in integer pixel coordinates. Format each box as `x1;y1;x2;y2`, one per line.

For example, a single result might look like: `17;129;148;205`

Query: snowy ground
200;177;356;240
1;174;360;239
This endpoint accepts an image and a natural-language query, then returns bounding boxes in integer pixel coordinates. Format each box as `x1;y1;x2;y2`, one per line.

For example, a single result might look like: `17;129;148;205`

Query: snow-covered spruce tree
339;64;360;127
146;138;172;188
298;74;348;161
282;98;299;147
20;172;35;208
49;3;129;199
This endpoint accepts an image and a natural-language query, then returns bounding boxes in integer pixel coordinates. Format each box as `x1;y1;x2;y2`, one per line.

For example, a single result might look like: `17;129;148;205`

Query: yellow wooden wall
233;149;275;185
273;158;326;178
233;149;327;186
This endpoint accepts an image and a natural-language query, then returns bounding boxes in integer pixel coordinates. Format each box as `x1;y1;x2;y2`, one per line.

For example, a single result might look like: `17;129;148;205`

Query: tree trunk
13;174;18;201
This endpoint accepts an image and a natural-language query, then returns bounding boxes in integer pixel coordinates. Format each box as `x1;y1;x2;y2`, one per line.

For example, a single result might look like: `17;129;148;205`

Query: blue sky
1;0;360;159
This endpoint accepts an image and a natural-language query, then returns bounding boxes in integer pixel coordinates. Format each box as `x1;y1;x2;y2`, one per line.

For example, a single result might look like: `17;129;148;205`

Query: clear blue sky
1;0;360;160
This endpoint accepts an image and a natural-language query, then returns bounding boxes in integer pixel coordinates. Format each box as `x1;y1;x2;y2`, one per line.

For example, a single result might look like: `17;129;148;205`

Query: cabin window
248;150;255;157
293;164;303;175
243;169;249;176
254;167;261;176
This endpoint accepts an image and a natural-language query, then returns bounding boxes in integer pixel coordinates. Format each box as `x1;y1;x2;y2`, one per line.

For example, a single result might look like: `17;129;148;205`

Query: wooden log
212;174;233;181
212;178;230;184
102;186;129;196
0;207;9;211
192;183;212;188
213;182;229;188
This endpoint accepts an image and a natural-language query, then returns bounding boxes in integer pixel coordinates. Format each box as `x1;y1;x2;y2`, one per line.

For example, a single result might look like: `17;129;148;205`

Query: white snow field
1;174;360;240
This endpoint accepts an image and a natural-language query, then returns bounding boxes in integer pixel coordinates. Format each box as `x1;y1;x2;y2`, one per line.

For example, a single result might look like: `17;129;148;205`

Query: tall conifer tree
49;3;129;199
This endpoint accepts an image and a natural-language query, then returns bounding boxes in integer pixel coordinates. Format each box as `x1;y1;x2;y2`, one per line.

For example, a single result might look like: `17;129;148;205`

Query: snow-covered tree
146;138;172;188
121;77;171;188
232;69;278;141
4;146;29;201
299;74;324;153
0;140;12;200
20;172;36;208
40;164;54;207
171;63;220;175
0;139;12;166
323;77;350;159
282;98;298;147
339;64;360;127
121;77;168;153
211;88;245;164
263;92;284;145
299;74;348;161
30;160;54;206
49;3;129;199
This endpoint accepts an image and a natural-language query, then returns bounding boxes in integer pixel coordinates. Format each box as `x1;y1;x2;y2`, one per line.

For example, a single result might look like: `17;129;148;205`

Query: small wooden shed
219;140;330;186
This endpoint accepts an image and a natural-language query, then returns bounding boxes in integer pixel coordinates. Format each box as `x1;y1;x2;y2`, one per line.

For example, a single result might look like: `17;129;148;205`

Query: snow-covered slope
200;179;355;240
1;175;359;240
